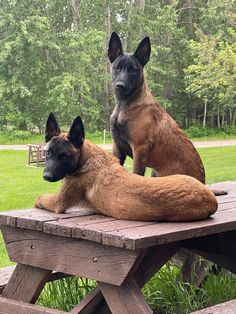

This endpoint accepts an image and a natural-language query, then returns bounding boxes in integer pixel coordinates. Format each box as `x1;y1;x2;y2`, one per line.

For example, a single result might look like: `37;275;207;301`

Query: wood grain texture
70;287;110;314
0;296;66;314
99;279;153;314
2;263;51;303
43;215;116;239
0;266;71;295
134;243;180;288
0;208;92;231
190;299;236;314
2;226;138;286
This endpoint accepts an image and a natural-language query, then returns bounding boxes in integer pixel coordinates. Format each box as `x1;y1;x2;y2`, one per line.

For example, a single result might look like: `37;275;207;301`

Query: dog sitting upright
35;113;217;222
108;32;206;180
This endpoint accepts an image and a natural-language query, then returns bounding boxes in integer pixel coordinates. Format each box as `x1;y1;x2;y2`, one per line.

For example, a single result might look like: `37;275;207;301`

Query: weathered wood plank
2;263;51;303
134;243;180;288
43;215;116;239
0;208;93;231
0;265;71;295
2;226;139;286
217;201;236;211
191;299;236;314
184;230;236;255
70;287;110;314
40;207;236;250
72;219;156;245
209;181;236;192
100;208;236;249
0;296;66;314
99;279;153;314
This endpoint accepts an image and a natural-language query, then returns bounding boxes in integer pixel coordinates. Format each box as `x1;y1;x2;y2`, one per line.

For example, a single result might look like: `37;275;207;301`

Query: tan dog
108;32;205;182
35;113;217;222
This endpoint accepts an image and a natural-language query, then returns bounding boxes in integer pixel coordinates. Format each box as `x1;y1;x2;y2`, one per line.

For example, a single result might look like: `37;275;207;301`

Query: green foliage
185;126;236;138
142;264;208;313
0;130;43;144
0;130;111;144
142;264;236;314
0;1;235;131
37;277;96;311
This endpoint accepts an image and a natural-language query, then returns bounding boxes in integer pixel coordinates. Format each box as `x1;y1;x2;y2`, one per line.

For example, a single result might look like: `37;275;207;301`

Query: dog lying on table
35;113;217;221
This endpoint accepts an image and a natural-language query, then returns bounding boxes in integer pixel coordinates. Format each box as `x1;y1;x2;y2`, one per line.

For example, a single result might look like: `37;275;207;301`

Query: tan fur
111;80;205;183
35;140;217;222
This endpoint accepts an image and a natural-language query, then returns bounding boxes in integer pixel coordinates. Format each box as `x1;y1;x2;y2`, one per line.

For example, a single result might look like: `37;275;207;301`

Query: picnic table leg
71;243;179;314
2;263;52;304
99;279;153;314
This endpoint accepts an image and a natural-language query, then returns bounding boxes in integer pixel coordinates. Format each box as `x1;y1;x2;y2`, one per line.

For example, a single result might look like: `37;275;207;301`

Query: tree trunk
203;99;207;127
71;0;79;32
232;109;236;126
103;4;112;129
123;2;133;51
222;112;225;126
217;103;221;127
139;0;145;38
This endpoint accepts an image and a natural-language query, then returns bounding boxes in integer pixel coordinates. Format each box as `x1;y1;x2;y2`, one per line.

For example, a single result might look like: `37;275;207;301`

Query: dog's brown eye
46;150;51;157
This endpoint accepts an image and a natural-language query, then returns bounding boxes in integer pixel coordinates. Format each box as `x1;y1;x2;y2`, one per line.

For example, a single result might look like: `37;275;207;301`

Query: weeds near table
37;276;96;311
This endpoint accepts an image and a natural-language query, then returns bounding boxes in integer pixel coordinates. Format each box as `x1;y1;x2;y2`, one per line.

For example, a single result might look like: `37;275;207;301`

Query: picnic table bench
0;181;236;314
27;144;46;167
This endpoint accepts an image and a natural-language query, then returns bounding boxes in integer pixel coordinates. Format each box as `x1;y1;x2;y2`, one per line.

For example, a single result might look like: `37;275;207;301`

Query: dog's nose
115;82;125;92
43;173;54;182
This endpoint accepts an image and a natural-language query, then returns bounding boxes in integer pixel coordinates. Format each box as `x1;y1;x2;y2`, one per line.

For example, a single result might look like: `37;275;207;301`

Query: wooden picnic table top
0;181;236;251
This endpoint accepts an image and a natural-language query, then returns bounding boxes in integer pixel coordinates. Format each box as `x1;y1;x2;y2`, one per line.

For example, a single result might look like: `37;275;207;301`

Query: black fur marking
44;138;80;182
111;54;144;102
110;112;133;161
68;116;85;149
108;32;123;63
45;113;61;143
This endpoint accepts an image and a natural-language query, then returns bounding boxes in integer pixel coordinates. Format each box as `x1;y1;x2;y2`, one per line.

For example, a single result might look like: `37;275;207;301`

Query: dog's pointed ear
45;113;61;142
68;116;85;149
133;37;151;66
108;32;123;63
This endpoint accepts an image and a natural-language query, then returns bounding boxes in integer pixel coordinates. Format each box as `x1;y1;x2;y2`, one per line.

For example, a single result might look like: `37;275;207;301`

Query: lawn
0;146;236;312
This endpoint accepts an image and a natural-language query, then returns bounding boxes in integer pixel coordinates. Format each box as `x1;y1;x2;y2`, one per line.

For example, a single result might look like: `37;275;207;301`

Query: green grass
0;147;236;312
193;134;236;141
0;129;236;145
0;151;60;211
141;264;236;314
0;130;111;145
199;146;236;184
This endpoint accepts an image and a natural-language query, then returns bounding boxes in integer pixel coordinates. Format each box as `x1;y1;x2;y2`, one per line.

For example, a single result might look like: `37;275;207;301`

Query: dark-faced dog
35;113;217;222
108;32;226;196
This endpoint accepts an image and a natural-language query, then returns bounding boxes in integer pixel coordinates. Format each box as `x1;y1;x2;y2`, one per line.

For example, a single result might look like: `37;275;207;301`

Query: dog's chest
110;110;132;156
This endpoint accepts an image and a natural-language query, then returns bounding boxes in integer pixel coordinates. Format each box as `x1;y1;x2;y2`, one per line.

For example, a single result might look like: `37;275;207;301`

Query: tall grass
142;264;236;314
37;277;96;311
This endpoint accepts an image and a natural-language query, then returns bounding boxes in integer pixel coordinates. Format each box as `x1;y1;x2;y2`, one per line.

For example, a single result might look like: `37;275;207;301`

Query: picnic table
0;181;236;314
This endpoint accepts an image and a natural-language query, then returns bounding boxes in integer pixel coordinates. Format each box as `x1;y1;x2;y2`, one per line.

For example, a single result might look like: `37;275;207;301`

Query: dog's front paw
34;195;44;209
